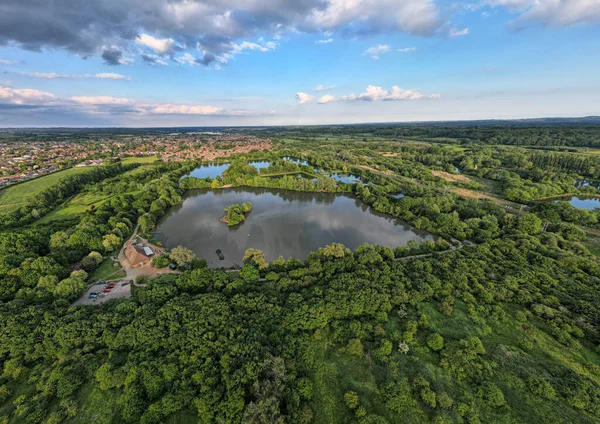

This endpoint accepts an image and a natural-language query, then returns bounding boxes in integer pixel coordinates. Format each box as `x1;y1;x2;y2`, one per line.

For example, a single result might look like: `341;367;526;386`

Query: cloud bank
299;85;441;104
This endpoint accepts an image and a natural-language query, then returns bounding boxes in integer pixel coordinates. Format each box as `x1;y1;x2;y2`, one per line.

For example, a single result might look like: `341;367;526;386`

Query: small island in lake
220;202;253;227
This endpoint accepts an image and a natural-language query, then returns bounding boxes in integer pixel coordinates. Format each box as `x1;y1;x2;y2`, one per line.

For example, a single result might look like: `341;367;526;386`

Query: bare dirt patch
453;188;499;203
432;170;471;183
380;152;399;157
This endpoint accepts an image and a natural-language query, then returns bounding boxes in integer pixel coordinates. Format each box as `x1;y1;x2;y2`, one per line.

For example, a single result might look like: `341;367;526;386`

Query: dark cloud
196;53;216;66
0;0;451;63
101;48;123;66
141;53;164;65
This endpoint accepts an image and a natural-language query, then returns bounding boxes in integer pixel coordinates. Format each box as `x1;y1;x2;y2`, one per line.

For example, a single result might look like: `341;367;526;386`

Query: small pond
575;180;600;190
555;196;600;210
283;156;310;166
325;173;363;184
154;187;431;267
185;163;229;179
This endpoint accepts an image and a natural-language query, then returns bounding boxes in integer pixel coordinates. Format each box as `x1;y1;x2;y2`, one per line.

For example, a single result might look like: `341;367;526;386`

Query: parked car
89;292;97;296
108;282;117;287
88;294;97;299
95;281;106;285
103;288;111;293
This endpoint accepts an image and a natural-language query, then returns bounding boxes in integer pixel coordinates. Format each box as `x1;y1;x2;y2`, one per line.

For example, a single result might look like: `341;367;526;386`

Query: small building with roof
124;241;154;268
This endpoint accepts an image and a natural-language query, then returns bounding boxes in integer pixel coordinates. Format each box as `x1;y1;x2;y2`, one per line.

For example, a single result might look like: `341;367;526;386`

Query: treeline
258;125;600;147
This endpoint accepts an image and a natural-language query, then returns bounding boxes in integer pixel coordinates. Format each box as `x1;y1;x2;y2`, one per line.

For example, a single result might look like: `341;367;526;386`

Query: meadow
0;167;93;214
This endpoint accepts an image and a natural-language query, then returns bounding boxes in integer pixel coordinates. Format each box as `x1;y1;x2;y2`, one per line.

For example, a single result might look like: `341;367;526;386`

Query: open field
36;192;113;224
88;257;126;282
0;167;93;214
121;156;159;165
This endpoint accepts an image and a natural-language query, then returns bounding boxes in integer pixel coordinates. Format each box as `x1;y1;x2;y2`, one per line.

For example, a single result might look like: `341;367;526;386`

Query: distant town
0;132;272;188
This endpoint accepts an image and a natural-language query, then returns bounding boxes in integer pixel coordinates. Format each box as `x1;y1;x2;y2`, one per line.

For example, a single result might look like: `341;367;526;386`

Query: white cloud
318;94;337;104
398;47;417;52
0;86;57;105
145;104;223;115
449;27;470;37
233;41;269;52
70;96;132;105
18;72;131;80
232;40;277;53
95;73;130;80
301;84;440;104
357;85;440;101
0;59;17;65
173;53;198;66
316;38;334;44
296;92;315;104
485;0;600;27
307;0;441;36
315;84;335;92
135;33;176;55
363;44;391;59
0;84;258;118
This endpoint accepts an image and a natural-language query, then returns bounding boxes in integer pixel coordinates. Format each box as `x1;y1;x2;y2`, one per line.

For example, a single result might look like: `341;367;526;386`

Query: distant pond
154;187;431;267
183;160;308;180
185;163;229;179
554;196;600;210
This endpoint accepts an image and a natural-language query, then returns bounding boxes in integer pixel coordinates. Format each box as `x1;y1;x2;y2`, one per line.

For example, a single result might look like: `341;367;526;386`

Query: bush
152;255;170;269
344;391;359;409
527;377;556;400
191;258;208;269
427;333;444;351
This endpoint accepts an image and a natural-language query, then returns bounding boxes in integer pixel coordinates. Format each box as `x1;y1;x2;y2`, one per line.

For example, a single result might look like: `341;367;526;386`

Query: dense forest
1;126;600;423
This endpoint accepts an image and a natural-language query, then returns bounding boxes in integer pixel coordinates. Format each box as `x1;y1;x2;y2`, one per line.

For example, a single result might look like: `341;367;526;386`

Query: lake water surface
154;187;431;267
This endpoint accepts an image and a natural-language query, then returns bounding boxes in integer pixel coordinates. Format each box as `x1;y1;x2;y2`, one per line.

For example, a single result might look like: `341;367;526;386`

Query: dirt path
431;170;471;183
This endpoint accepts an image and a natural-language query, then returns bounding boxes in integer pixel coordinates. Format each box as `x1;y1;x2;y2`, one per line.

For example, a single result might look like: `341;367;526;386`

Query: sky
0;0;599;127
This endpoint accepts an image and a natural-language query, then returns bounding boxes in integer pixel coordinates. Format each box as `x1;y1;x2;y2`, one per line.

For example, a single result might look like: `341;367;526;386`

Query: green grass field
36;192;113;224
121;156;159;165
88;257;126;282
0;167;94;214
584;235;600;257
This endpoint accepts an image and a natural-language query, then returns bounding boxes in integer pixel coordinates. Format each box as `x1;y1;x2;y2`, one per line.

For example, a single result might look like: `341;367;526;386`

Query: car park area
73;279;132;306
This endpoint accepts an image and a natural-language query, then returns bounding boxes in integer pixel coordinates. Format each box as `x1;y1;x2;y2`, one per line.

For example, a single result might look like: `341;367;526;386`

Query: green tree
243;248;268;270
344;391;359;409
102;234;122;252
239;264;260;283
170;246;196;267
427;333;444;351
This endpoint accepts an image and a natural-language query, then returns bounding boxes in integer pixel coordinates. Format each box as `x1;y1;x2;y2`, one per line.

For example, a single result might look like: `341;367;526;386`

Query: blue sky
0;0;599;126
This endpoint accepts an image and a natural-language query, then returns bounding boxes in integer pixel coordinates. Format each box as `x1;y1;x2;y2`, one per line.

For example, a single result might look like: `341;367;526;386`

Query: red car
108;282;117;287
103;288;111;293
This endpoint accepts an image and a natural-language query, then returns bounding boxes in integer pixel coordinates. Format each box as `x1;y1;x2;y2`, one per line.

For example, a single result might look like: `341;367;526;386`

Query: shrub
427;333;444;351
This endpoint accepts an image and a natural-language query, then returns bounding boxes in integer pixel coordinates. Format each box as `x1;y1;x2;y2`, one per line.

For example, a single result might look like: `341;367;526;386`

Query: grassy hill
0;168;94;214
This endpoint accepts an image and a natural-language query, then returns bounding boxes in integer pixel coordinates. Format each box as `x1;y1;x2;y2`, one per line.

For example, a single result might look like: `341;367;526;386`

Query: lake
184;160;291;179
555;196;600;210
154;187;431;267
